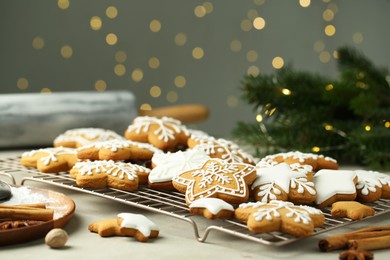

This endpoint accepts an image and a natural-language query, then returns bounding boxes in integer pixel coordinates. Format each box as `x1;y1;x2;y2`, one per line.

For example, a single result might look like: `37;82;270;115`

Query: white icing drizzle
149;149;210;183
127;116;189;143
189;197;234;215
263;151;337;163
78;139;162;154
191;136;255;164
117;213;159;237
313;169;357;205
252;200;319;224
172;158;256;203
54;128;125;146
73;160;147;180
355;170;388;196
22;146;77;165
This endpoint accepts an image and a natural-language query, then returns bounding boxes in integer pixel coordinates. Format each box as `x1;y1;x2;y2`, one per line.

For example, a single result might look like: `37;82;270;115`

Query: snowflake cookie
88;213;159;242
252;162;317;204
124;116;190;151
189;197;234;219
54;128;125;148
354;170;390;202
172;158;257;205
235;200;325;237
20;147;78;173
259;151;339;172
70;160;149;191
187;136;255;165
77;139;163;163
148;149;210;190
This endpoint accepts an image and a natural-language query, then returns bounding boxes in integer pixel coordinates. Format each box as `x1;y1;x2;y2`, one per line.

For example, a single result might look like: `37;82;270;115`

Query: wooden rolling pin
139;104;209;123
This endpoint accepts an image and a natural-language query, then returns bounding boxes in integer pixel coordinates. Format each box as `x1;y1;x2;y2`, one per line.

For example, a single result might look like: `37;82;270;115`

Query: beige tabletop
0;150;389;260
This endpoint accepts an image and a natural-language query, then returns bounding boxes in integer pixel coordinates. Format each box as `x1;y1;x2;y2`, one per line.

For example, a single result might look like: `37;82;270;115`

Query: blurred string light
174;33;187;46
324;24;336;36
106;33;118;45
299;0;311;8
60;45;73;58
32;37;45;50
167;91;178;103
149;19;161;32
90;16;102;31
230;40;242;52
241;19;252;32
272;56;284;69
140;103;152;111
40;88;52;94
246;50;258;62
95;80;107;92
253;17;266;30
131;69;144;82
192;47;204;59
174;76;186;88
17;78;29;90
194;5;206;18
57;0;69;10
150;86;161;98
115;51;127;63
148;57;160;69
247;66;260;76
106;6;118;19
114;64;126;76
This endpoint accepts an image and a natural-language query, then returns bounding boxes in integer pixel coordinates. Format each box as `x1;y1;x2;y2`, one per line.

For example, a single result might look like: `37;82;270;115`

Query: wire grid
1;156;389;246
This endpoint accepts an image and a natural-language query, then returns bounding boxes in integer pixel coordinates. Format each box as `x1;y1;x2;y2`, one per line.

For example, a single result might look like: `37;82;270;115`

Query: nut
45;228;68;248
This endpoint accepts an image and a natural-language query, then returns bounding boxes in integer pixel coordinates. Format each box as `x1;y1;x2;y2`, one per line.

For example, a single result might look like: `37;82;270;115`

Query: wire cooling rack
1;156;389;246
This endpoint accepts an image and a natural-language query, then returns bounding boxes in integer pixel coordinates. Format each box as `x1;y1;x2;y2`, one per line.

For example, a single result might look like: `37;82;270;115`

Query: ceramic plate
0;186;75;246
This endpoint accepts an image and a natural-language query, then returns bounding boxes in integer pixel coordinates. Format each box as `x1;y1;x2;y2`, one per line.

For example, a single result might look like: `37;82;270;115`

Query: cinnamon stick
0;207;54;221
348;235;390;251
0;203;47;209
318;226;390;252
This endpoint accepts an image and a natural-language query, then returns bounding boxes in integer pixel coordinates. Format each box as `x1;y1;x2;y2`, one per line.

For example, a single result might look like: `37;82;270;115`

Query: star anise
339;249;374;260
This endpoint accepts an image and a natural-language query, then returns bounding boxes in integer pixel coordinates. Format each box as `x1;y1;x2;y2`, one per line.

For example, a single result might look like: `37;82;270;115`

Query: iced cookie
20;147;78;173
189;198;234;219
54;128;125;148
237;200;324;237
331;201;375;220
188;136;255;165
148;149;210;190
260;151;339;172
172;158;257;205
355;170;390;202
313;169;358;208
70;160;148;190
77;139;163;162
124;116;190;151
252;162;317;204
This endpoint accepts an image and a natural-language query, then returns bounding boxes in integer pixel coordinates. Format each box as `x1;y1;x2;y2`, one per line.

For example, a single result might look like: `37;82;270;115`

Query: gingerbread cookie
355;170;390;202
77;139;162;162
313;169;358;208
260;151;339;172
88;213;159;242
188;136;255;165
148;149;210;190
236;200;325;237
189;198;234;220
54;128;125;148
21;147;78;173
331;201;375;220
252;162;317;204
172;158;256;205
124;116;189;151
70;160;149;190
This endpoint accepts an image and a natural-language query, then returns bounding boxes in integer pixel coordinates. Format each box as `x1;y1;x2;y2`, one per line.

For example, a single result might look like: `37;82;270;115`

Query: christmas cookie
260;151;339;172
77;139;163;162
54;128;125;148
188;136;255;165
148;149;210;190
20;147;78;173
124;116;190;151
88;213;159;242
189;198;234;220
236;200;325;237
355;170;390;202
70;160;149;190
172;158;257;205
331;201;375;220
313;169;358;208
252;162;317;204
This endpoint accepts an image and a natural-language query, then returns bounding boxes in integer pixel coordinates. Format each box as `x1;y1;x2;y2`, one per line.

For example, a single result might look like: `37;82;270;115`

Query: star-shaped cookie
189;197;234;219
331;201;375;220
172;158;256;205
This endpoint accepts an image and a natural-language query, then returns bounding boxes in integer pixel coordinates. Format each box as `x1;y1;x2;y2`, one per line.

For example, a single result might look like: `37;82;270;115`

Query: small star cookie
54;128;125;148
313;169;358;208
331;201;375;220
252;162;317;204
172;158;257;205
21;147;78;173
189;198;234;219
236;200;325;238
124;116;190;151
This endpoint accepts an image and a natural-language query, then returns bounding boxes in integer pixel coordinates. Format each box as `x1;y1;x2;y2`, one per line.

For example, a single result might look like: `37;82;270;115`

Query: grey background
0;0;389;138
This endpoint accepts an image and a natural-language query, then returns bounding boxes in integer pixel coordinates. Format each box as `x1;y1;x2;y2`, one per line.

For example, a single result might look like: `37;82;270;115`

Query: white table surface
0;150;389;260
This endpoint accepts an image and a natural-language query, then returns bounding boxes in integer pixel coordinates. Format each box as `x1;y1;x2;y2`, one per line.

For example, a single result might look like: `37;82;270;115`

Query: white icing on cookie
355;170;388;196
313;169;357;205
54;128;124;146
117;213;159;237
149;149;210;183
189;197;234;215
264;151;337;163
78;139;162;153
22;146;77;165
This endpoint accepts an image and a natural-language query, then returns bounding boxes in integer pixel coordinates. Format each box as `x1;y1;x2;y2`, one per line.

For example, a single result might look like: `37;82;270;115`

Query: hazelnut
45;228;68;248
